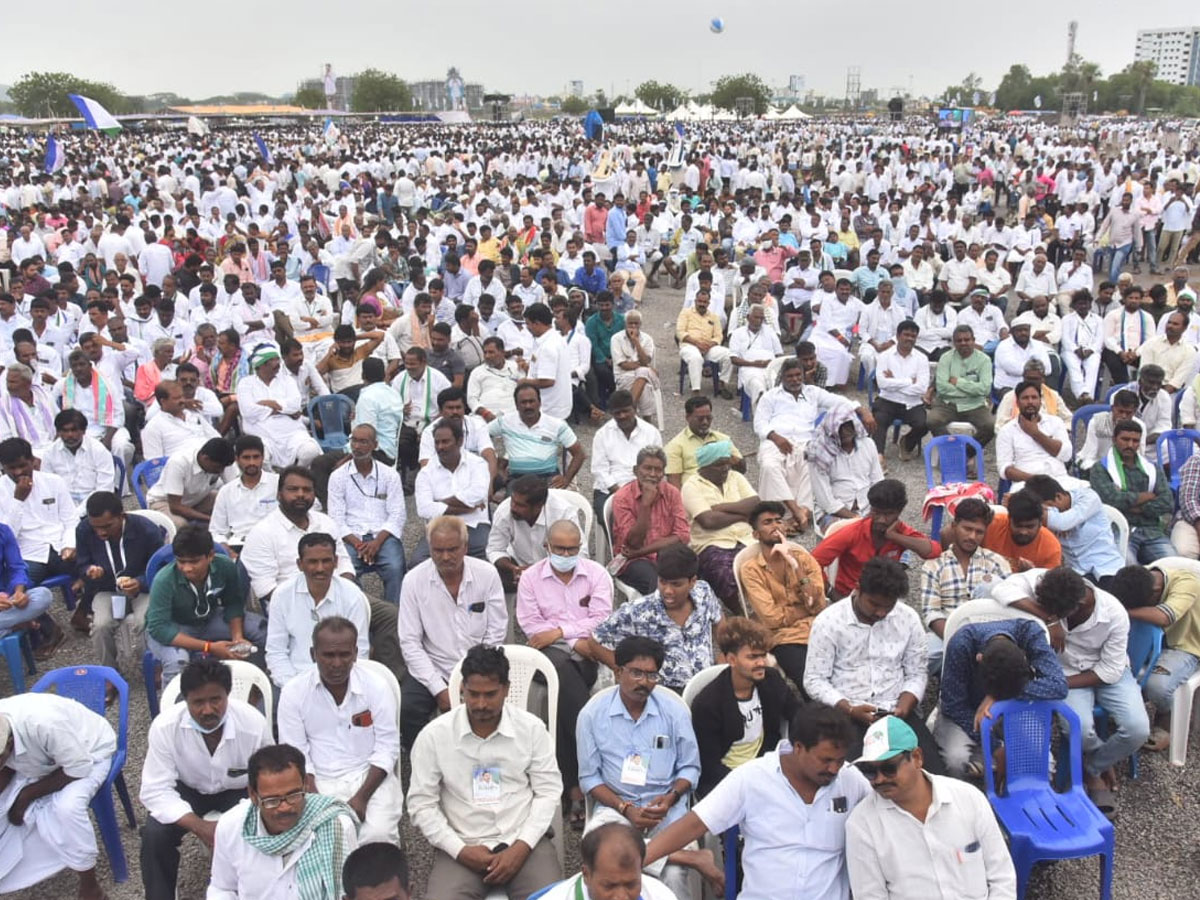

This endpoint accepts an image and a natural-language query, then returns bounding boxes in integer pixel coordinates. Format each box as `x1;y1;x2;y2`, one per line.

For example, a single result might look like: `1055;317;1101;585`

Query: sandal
33;621;66;662
1088;787;1117;821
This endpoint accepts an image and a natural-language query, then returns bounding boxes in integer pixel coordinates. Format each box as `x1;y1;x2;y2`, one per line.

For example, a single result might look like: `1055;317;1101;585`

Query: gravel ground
8;278;1198;900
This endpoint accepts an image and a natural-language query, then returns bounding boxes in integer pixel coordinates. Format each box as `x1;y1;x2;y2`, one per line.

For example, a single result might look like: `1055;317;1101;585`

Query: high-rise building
1135;26;1200;86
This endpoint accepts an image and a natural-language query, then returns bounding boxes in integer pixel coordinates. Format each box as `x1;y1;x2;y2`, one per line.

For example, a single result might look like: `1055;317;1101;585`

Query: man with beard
209;435;278;556
979;488;1063;574
39;408;117;517
52;349;134;474
996;381;1072;485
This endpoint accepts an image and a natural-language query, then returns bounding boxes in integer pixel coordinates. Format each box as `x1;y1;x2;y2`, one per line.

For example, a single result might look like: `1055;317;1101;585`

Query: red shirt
610;479;691;569
811;516;940;597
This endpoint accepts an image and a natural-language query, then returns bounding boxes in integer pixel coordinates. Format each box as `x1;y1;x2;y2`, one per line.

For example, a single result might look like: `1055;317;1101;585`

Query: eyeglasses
855;751;911;780
624;667;660;683
258;789;305;810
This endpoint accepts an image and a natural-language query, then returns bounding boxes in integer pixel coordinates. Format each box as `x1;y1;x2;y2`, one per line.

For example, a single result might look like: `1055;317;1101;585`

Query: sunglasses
855;751;911;780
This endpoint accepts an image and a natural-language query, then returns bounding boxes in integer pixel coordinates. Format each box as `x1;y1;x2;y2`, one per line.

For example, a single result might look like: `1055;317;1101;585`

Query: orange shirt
983;512;1063;571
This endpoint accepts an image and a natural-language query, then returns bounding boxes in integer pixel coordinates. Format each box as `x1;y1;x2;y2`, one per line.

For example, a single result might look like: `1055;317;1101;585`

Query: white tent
780;105;812;120
762;107;783;120
615;97;658;117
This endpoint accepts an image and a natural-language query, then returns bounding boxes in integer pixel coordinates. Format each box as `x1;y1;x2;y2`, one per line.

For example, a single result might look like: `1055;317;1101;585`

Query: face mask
549;553;578;573
187;711;227;735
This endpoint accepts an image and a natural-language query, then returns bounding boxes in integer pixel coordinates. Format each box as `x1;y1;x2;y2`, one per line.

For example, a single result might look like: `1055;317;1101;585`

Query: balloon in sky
710;17;725;33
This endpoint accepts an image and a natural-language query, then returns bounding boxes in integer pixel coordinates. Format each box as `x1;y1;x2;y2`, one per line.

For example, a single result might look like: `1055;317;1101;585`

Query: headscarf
241;793;351;900
249;343;281;370
805;403;865;475
694;439;734;468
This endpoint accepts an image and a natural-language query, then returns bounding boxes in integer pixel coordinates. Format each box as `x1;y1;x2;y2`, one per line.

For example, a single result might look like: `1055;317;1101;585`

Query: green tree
1126;60;1158;113
994;64;1033;110
351;69;411;112
560;96;588;115
9;71;130;118
293;85;326;109
710;73;771;115
635;80;684;112
593;89;608;108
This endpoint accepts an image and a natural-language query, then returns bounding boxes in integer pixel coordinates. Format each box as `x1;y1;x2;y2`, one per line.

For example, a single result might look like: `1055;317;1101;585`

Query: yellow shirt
477;238;502;262
664;428;742;481
681;470;756;552
676;308;723;345
1161;567;1200;658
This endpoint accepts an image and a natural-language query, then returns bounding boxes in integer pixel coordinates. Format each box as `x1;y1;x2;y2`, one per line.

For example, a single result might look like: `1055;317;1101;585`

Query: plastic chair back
112;455;126;494
923;434;985;489
128;508;177;542
160;658;274;722
0;633;34;693
1104;382;1130;404
550;488;593;552
1103;505;1130;561
1070;403;1110;457
731;546;755;617
308;394;355;452
1156;428;1200;491
982;698;1082;797
682;664;729;707
1127;620;1164;687
132;456;169;508
448;644;560;753
309;263;332;290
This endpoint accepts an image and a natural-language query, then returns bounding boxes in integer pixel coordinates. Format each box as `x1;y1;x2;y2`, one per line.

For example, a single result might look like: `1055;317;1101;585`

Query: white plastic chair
357;659;403;779
682;664;729;708
942;597;1051;646
550;488;593;557
128;508;177;542
601;493;644;606
833;268;854;284
730;546;756;617
1103;504;1130;563
160;658;274;723
1148;557;1200;766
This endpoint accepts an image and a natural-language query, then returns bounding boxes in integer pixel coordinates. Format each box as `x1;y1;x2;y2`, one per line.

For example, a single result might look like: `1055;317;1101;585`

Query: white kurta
236;373;321;467
811;298;864;386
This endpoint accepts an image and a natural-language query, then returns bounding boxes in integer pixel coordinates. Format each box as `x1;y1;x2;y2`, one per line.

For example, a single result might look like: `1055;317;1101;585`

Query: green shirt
935;349;993;411
1090;456;1174;533
146;555;246;645
584;311;625;364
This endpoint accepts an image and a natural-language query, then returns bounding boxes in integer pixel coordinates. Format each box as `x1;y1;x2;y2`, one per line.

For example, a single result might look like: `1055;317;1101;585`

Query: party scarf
63;371;116;427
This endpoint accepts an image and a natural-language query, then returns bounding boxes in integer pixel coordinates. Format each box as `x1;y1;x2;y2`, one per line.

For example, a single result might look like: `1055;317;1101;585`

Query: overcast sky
4;2;1199;101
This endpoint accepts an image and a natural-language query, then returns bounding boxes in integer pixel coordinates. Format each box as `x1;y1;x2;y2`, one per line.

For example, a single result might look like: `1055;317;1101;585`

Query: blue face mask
549;553;578;573
187;712;227;735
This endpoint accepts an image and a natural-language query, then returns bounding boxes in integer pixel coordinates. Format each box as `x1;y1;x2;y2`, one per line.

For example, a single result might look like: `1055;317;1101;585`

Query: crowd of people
0;112;1198;899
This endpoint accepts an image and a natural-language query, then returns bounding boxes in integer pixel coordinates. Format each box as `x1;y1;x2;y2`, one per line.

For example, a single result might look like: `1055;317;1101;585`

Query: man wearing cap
845;716;1017;900
236;343;322;468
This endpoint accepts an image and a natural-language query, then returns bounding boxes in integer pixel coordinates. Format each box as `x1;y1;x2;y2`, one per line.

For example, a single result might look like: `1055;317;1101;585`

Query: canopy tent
762;107;783;120
780;105;812;120
614;98;659;117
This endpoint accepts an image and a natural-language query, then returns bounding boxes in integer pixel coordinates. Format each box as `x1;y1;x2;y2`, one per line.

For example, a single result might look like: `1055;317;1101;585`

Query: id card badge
620;749;649;786
472;766;503;806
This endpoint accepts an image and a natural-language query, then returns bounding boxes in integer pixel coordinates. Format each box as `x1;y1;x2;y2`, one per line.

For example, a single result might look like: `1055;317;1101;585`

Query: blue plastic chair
677;359;721;396
37;573;77;611
1155;429;1200;495
1104;382;1130;404
739;388;751;421
308;394;355;453
33;665;136;883
922;434;985;537
132;456;169;508
308;262;332;291
0;632;35;692
1093;620;1163;780
981;699;1114;900
1069;403;1110;462
112;454;126;494
866;371;903;447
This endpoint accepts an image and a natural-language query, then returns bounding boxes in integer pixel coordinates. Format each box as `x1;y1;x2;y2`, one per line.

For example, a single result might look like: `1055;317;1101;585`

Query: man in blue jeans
1110;562;1200;754
992;566;1149;817
0;520;58;658
1097;191;1141;283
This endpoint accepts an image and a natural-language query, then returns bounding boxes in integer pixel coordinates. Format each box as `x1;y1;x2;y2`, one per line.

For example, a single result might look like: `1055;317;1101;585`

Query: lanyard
104;527;125;579
350;462;381;499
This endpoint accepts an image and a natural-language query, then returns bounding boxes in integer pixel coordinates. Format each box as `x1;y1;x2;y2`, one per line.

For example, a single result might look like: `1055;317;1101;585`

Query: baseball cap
855;716;918;764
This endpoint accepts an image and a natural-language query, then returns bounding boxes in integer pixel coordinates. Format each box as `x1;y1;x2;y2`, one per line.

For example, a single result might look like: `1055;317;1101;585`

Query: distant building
410;79;485;112
298;75;355;110
1135;26;1200;86
569;80;584;98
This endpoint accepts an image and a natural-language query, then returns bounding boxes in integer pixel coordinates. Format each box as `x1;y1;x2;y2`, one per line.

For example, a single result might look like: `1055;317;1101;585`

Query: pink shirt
515;558;613;648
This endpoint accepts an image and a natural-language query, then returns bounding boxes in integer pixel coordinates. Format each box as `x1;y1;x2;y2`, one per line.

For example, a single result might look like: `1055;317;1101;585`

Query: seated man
141;379;220;461
609;447;690;596
812;479;939;601
846;716;1017;899
397;516;508;751
664;395;744;488
1076;388;1145;471
146;436;236;528
921;498;1011;672
240;466;354;602
209;435;279;554
394;346;452;481
993;566;1150;815
352;358;405;464
980;489;1063;573
0;692;117;900
690;616;802;796
804;557;944;769
516;519;613;826
264;533;370;687
39;409;117;518
540;822;677;900
680;440;759;612
1117;364;1173;445
926;325;996;446
210;743;359;898
53;349;135;473
993;320;1051;393
408;644;563;900
590;390;663;526
739;500;827;688
677;289;734;398
139;659;271;900
487;475;586;592
1089;420;1176;563
933;619;1066;779
1171;453;1200;558
467;337;521;423
1111;563;1200;753
870;320;929;462
0;517;56;658
647;704;869;900
327;424;407;605
996;380;1072;484
417;386;498;482
145;524;267;682
993;358;1071;426
1025;475;1126;589
728;303;783;405
77;490;165;672
236;343;322;469
587;544;722;692
489;383;586;486
342;842;413;900
577;636;722;897
278;617;401;844
413;418;492;564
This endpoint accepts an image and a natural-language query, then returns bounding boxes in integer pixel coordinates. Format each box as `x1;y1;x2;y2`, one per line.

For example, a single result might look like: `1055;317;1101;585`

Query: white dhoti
679;344;733;392
258;419;322;467
1064;350;1101;399
614;367;660;418
315;766;403;845
757;438;813;510
0;756;110;891
811;333;853;386
739;368;770;405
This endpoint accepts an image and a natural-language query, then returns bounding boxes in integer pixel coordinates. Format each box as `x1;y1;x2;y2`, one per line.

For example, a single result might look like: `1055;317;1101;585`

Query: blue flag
44;135;65;174
254;132;273;165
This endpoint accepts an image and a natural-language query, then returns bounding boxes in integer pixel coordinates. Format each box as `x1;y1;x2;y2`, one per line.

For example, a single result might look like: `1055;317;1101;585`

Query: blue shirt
353;382;406;460
940;619;1067;737
577;687;701;824
605;207;629;249
1045;484;1128;579
0;523;30;595
573;266;608;295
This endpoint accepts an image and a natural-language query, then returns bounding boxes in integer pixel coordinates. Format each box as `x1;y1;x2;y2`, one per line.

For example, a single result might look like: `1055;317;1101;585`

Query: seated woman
806;405;884;533
610;310;659;418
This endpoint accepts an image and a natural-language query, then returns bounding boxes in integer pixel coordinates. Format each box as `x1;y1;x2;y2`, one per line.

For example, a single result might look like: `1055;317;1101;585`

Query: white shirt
487;492;589;565
804;595;928;710
0;470;78;563
1057;260;1094;293
415;450;491;528
996;414;1072;480
956;305;1006;345
467;362;520;419
397;558;508;695
418;414;494;463
39;435;115;514
236;372;311;467
141;409;218;461
326;460;407;539
993;338;1052;391
394;366;451;429
209;472;279;546
590;418;664;493
208;798;358;900
1061;311;1103;358
139;699;270;825
1015;265;1057;298
754;385;859;443
536;875;679;900
240;507;355;598
876;347;929;408
846;773;1017;900
264;572;371;686
277;665;398;778
914;305;958;354
529;328;574;419
146;448;233;507
694;750;873;900
0;692;115;781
